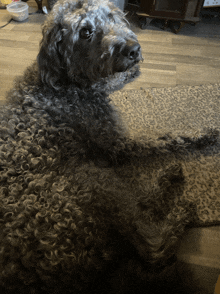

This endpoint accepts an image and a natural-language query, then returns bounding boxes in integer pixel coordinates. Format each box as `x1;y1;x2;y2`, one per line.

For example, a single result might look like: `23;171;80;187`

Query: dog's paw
157;163;184;189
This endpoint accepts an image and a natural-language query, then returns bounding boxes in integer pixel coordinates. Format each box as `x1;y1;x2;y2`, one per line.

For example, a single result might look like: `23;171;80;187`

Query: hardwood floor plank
177;227;220;269
136;32;173;43
0;30;41;42
10;23;43;32
177;64;220;85
141;41;202;57
141;52;220;68
0;38;40;50
141;62;176;71
0;75;16;103
200;45;220;58
0;13;13;29
0;46;38;61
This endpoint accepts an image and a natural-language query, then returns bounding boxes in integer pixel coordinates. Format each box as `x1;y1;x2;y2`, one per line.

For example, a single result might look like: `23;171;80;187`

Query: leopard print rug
110;83;220;225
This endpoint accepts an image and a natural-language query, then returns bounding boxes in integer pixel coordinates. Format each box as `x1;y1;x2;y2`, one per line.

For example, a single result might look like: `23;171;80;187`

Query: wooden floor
1;3;220;102
0;3;220;293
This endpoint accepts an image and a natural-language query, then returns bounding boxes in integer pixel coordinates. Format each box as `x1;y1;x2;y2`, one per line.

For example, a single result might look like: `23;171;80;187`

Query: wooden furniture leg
169;21;186;34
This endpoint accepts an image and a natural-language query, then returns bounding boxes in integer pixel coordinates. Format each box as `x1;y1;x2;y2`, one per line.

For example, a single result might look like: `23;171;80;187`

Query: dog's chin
114;59;140;74
115;62;141;80
91;63;141;93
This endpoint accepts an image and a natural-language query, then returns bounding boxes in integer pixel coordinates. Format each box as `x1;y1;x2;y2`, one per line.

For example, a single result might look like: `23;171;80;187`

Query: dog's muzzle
113;39;143;73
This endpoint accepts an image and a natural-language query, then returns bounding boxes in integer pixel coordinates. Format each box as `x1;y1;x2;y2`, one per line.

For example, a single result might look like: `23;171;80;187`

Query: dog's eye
79;28;93;40
108;13;115;23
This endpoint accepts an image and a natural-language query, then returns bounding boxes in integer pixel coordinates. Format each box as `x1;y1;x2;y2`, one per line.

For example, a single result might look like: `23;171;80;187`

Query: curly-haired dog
0;0;218;293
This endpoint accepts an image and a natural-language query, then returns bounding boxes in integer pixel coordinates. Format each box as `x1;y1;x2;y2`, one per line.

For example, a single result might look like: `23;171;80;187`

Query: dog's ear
37;22;65;89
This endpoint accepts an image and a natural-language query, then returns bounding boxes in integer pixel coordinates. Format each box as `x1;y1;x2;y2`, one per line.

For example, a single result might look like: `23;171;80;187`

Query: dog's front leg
113;163;195;267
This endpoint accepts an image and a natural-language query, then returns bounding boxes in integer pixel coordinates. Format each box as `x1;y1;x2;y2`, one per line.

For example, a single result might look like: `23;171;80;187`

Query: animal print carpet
110;83;220;226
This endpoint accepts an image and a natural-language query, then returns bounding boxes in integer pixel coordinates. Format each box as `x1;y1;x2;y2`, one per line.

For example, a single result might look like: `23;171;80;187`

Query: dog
0;0;218;293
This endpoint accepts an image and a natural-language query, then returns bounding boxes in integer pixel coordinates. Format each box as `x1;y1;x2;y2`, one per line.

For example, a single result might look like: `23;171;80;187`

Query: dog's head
37;0;142;89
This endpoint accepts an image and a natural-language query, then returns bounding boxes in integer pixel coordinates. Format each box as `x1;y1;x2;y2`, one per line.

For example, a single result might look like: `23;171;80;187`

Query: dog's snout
128;43;141;60
121;42;141;60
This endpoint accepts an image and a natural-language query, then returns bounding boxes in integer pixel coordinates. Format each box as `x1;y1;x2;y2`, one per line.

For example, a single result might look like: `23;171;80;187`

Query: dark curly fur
0;0;219;293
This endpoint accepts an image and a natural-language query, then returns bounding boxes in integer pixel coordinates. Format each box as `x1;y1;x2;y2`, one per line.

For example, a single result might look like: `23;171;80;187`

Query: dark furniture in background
139;0;205;33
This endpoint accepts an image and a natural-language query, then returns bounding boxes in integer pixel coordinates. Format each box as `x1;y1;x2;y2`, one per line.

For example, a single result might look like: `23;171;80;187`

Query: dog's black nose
121;42;141;60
